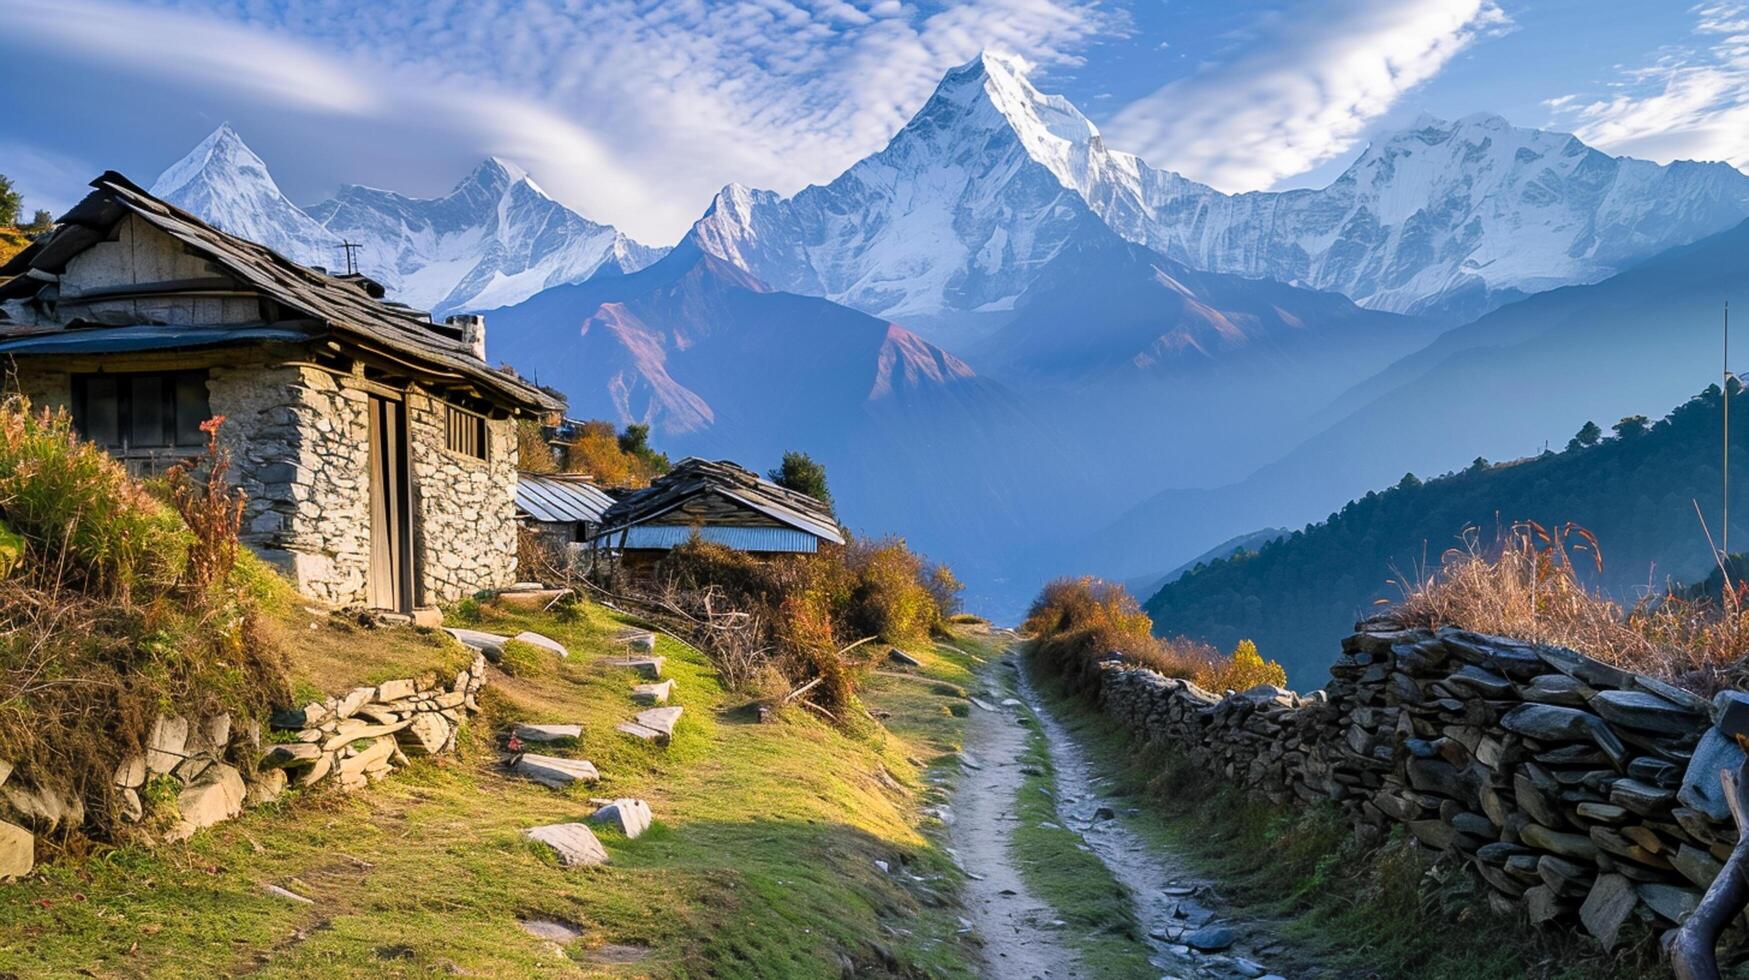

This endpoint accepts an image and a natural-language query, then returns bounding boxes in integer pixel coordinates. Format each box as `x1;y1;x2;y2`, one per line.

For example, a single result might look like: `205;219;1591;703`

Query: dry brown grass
1025;576;1286;694
1384;521;1749;694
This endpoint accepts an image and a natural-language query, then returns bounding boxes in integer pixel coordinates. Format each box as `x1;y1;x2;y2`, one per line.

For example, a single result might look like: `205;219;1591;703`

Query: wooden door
367;394;414;611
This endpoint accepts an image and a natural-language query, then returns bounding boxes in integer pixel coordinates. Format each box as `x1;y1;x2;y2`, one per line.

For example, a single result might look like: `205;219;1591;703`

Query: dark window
444;403;487;460
72;371;211;454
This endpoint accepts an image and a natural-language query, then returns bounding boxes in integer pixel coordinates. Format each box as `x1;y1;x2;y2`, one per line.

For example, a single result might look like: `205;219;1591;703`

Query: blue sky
3;1;1744;242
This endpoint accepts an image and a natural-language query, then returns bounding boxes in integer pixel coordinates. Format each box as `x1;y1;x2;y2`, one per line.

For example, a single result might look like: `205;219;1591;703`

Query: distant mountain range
138;53;1749;621
151;125;666;316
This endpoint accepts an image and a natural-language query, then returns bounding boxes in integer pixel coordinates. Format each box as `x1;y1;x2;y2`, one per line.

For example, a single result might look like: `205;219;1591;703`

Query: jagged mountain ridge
150;125;666;316
692;53;1749;324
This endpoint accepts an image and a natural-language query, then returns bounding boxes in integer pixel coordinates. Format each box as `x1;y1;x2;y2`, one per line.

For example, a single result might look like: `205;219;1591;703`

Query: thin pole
1727;301;1731;559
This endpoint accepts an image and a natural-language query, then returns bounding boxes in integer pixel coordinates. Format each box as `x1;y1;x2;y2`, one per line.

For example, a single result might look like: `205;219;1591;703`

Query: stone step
617;706;683;745
495;588;572;610
616;630;658;654
512;753;600;788
444;628;510;660
631;680;675;705
588;798;654;839
525;822;609;866
514;723;583;743
614;656;665;680
512;630;568;659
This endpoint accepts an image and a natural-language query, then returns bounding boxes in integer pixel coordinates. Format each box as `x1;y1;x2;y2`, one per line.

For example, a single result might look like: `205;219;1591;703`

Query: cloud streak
9;0;1120;241
1547;2;1749;167
1106;0;1509;192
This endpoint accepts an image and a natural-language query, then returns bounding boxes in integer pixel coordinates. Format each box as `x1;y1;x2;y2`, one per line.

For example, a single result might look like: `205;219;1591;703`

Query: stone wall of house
7;359;519;608
0;652;488;878
1089;622;1743;952
210;363;374;606
405;388;519;603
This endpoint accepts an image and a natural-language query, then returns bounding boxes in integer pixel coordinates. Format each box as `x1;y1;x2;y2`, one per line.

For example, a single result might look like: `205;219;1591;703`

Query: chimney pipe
446;314;487;360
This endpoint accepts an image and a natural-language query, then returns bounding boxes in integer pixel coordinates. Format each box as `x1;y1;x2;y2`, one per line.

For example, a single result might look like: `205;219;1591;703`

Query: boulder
588;798;654;839
167;764;246;841
632;680;675;706
0;820;30;878
513;631;568;659
526;822;609;867
146;715;190;774
1183;925;1235;952
512;753;600;788
1578;874;1636;951
246;769;287;807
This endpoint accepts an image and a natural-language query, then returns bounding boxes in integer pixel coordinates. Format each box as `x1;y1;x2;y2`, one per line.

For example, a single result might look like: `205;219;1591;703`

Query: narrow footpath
950;649;1303;979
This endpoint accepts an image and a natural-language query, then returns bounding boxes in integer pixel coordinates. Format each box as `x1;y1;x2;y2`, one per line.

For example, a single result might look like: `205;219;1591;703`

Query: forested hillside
1144;384;1747;685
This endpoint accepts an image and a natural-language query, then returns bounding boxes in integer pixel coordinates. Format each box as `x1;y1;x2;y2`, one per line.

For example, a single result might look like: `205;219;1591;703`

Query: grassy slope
0;599;996;978
0;227;27;266
1024;651;1664;980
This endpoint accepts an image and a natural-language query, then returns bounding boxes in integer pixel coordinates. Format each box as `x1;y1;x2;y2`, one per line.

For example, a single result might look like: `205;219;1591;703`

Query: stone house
0;172;561;611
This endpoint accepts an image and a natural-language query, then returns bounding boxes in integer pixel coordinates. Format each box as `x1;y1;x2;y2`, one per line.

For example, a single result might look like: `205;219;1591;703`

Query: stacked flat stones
1097;622;1745;953
261;651;488;792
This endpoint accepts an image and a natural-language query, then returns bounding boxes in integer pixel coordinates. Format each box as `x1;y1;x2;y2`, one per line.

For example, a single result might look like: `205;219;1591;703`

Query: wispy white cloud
1106;0;1510;192
9;0;1121;241
1546;2;1749;166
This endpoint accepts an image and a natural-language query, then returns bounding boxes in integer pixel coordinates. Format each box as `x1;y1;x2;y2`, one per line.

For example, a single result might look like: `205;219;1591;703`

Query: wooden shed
591;458;844;575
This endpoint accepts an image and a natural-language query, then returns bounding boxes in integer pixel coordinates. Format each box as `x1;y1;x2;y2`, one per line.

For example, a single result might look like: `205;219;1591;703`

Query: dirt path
949;648;1304;979
948;674;1086;979
1014;666;1299;979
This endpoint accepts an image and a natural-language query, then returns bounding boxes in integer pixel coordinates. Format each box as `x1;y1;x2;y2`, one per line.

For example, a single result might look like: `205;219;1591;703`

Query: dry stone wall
1095;621;1745;952
0;652;487;879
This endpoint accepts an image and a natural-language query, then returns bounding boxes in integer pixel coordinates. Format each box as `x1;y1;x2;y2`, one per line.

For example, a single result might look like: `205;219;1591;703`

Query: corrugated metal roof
516;473;615;524
617;524;820;553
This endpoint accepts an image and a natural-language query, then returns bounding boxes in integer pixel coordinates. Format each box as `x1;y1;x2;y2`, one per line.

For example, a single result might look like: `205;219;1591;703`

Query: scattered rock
888;648;921;667
632;680;675;705
1183;924;1235;952
513;723;582;743
513;630;568;659
618;706;682;745
588;799;653;839
263;882;314;904
146;715;190;774
512;753;601;788
0;820;31;878
167;764;247;841
526;823;610;867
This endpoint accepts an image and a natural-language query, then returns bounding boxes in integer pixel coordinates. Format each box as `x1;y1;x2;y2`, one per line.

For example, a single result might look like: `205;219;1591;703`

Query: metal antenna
340;240;362;276
1727;301;1732;559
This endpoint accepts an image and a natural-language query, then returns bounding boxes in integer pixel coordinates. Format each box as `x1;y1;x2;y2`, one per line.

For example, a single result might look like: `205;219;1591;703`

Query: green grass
992;660;1157;978
1023;648;1667;980
0;599;1003;978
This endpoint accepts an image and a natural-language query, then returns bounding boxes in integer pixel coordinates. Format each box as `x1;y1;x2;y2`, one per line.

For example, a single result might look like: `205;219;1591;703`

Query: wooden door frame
366;393;415;612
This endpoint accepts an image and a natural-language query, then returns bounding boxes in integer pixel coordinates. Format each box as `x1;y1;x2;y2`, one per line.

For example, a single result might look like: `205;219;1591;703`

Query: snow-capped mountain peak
151;126;669;316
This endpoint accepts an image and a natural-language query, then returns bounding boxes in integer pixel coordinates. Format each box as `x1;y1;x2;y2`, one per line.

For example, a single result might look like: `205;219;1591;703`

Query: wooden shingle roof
0;172;561;413
597;458;845;545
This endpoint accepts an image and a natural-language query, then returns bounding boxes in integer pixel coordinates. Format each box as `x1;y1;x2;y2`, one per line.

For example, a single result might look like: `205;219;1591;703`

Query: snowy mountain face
693;55;1749;325
151;126;666;317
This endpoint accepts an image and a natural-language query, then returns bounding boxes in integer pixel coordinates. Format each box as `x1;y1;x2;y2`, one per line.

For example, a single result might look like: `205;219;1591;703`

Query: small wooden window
72;370;211;455
444;403;487;460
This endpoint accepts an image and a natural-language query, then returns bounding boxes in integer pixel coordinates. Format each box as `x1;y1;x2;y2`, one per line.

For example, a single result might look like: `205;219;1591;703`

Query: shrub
1385;521;1749;693
637;534;955;717
1196;639;1289;693
0;401;288;835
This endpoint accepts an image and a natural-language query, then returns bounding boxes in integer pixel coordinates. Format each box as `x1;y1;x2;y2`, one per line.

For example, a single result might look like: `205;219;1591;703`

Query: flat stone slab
617;656;665;679
589;798;654;839
512;753;600;788
496;588;571;610
514;723;582;743
631;680;675;705
887;647;921;667
513;630;568;659
617;707;682;745
525;823;609;866
618;632;657;653
1590;689;1703;734
445;628;510;660
519;916;584;942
